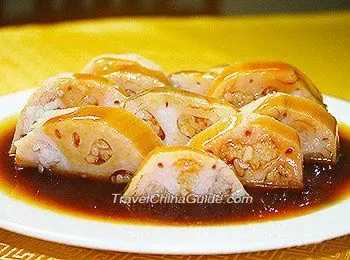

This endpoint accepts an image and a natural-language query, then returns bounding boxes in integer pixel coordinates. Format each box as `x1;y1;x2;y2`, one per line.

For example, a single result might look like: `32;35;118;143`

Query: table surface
0;11;349;259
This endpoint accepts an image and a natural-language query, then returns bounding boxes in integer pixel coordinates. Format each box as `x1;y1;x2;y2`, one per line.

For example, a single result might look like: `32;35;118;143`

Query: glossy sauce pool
0;117;349;226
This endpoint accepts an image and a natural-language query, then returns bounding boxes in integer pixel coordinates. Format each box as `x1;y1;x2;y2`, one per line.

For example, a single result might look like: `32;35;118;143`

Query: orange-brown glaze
93;57;170;84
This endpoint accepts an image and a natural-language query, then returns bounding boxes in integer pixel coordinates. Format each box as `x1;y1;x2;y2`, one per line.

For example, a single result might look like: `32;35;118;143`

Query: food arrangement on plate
1;54;349;225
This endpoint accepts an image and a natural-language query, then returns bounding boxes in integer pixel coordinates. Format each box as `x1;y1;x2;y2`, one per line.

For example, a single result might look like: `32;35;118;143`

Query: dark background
0;0;349;26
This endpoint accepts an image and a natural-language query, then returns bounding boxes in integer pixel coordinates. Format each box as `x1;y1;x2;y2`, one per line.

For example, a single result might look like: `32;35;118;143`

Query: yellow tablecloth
0;11;349;259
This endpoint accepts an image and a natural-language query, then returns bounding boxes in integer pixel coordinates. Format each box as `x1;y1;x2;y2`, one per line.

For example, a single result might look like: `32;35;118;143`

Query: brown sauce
0;117;349;226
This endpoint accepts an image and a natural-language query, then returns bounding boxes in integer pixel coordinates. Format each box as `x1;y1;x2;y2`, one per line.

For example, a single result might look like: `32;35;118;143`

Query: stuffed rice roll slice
81;54;170;95
124;146;248;198
14;106;163;182
241;93;338;164
188;113;304;189
10;73;128;153
123;87;237;145
207;62;323;109
170;71;216;94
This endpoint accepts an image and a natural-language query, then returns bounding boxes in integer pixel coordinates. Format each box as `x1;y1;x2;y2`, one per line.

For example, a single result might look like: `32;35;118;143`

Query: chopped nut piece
110;170;133;184
177;114;213;139
135;108;165;140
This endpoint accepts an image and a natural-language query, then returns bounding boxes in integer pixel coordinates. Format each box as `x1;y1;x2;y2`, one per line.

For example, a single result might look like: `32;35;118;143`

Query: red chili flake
207;149;214;154
55;129;61;139
157;162;164;168
73;132;80;147
227;158;236;166
285;147;294;155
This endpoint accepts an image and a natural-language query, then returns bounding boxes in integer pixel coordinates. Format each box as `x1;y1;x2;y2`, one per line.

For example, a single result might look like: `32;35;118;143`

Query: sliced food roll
207;62;323;108
124;146;248;198
188;113;304;189
81;54;170;95
242;93;338;163
10;73;128;153
170;71;216;94
169;65;230;95
14;106;164;181
123;87;237;145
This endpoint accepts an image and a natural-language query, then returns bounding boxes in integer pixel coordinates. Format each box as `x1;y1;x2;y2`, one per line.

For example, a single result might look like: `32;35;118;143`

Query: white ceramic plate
0;89;349;255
